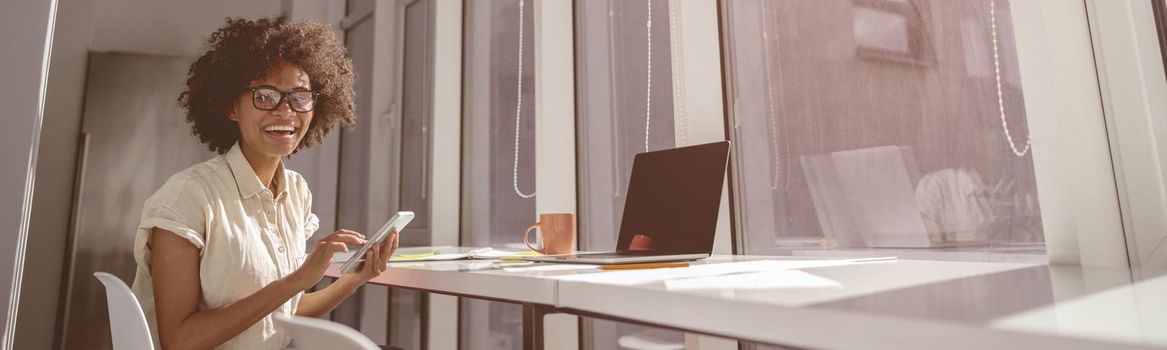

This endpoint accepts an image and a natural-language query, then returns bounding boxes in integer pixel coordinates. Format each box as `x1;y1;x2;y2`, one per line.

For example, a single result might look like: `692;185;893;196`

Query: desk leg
522;304;555;350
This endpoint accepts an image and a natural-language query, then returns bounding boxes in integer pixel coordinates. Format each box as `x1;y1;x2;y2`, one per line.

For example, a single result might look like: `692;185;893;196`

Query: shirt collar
226;142;287;200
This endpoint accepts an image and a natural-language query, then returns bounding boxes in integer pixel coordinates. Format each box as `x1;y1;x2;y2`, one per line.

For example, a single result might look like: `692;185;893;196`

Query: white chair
275;315;380;350
94;272;155;350
617;328;686;350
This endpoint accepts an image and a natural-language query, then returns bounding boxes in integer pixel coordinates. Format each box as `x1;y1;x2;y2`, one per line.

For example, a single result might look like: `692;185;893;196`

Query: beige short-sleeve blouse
131;142;319;350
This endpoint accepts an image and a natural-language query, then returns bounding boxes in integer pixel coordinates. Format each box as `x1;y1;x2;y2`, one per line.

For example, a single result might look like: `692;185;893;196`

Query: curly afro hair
179;16;355;154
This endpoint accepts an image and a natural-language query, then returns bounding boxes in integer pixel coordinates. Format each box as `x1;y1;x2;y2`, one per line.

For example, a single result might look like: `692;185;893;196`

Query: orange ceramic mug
523;213;577;255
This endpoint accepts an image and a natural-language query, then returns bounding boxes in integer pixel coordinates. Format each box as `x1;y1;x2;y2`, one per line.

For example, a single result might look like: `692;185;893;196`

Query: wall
17;0;95;348
90;0;282;57
0;0;56;348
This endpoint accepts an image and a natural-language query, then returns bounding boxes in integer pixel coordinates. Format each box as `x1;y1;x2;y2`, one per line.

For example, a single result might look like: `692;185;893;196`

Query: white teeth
264;125;295;132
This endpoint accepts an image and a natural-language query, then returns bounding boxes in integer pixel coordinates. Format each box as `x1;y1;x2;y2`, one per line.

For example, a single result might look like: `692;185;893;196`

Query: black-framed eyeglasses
246;85;319;113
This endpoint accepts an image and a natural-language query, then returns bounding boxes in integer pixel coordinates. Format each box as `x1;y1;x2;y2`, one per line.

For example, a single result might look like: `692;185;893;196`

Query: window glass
461;0;535;348
722;0;1045;264
575;0;682;348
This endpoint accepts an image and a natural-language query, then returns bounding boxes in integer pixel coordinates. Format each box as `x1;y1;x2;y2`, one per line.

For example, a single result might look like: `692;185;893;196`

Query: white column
534;0;580;349
428;0;463;348
534;0;579;215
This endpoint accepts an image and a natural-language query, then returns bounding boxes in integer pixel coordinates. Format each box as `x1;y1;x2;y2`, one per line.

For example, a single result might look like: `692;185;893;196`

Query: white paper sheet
551;258;894;285
663;270;844;291
389;253;470;262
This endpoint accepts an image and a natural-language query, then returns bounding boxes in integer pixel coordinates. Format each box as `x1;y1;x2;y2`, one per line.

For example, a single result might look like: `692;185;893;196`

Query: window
575;0;683;348
461;0;535;348
721;0;1045;264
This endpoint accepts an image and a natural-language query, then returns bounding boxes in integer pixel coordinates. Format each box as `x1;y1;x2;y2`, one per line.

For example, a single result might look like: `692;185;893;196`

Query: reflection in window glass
853;8;911;54
399;0;433;243
461;0;535;348
575;0;681;348
722;0;1044;265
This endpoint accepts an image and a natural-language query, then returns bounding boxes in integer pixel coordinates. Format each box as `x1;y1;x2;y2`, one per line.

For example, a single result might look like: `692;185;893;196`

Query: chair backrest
274;315;380;350
93;272;155;350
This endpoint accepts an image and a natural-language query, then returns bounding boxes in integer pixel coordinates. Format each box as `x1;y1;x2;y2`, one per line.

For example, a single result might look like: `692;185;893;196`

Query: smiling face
229;61;314;159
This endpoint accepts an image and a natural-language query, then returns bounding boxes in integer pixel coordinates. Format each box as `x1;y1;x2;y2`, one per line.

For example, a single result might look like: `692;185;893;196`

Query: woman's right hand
288;229;366;291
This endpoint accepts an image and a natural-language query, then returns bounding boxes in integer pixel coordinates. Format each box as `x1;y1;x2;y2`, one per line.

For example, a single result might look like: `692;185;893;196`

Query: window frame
1083;0;1167;274
330;0;448;347
334;0;399;344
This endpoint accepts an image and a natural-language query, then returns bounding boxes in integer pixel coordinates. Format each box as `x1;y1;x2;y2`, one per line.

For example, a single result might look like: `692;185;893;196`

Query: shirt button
278;246;286;253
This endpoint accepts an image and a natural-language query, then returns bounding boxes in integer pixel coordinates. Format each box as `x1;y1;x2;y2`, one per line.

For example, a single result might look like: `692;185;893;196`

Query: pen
600;262;689;270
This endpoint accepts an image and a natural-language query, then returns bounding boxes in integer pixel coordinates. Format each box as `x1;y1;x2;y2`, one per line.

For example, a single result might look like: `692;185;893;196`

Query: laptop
525;141;731;264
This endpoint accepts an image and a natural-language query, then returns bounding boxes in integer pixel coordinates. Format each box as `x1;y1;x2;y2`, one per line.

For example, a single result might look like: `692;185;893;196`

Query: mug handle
523;223;543;254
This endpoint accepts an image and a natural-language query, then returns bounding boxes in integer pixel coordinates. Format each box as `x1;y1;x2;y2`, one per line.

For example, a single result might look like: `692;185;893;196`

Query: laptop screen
615;141;730;254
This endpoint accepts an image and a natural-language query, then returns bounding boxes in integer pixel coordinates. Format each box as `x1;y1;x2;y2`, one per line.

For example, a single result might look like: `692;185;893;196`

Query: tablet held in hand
339;211;414;273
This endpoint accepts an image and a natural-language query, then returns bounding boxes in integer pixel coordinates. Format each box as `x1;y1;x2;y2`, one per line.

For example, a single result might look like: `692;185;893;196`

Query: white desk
327;249;1167;350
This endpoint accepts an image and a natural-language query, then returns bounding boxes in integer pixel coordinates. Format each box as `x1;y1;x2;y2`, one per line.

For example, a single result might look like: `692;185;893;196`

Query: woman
130;16;395;350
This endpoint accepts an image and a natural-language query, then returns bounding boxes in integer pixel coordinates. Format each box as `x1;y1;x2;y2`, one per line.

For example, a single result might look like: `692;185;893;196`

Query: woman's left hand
343;230;399;283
